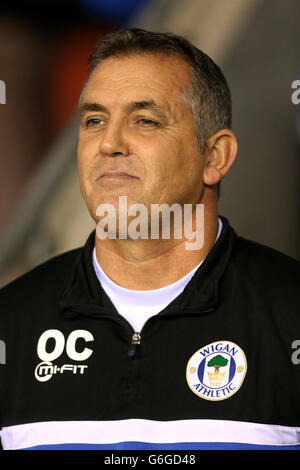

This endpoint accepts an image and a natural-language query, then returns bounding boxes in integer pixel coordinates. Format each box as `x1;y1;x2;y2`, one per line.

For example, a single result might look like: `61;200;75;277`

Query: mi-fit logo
35;329;94;382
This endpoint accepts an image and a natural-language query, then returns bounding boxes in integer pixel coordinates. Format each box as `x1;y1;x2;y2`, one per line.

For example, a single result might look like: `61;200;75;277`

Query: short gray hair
79;28;231;153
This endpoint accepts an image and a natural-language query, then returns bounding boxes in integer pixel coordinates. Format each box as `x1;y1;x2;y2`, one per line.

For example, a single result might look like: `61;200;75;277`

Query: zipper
126;306;215;358
67;305;215;358
128;332;141;357
68;307;141;358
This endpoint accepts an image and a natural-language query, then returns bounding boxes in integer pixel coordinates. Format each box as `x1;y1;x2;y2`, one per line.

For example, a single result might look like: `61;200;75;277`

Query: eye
85;118;104;127
137;118;158;127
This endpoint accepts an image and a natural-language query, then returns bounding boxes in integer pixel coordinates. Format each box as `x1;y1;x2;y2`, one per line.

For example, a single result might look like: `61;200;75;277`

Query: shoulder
235;235;299;271
232;235;300;294
0;247;81;306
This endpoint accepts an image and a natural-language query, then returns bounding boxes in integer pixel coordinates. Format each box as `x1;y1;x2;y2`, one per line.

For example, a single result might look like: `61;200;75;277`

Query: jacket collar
59;216;237;319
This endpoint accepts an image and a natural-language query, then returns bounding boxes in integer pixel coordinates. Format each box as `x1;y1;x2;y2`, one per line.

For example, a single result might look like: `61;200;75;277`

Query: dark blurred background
0;0;149;229
0;0;299;286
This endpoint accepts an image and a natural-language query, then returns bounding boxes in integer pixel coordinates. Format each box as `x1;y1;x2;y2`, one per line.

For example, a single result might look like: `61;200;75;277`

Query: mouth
99;172;138;180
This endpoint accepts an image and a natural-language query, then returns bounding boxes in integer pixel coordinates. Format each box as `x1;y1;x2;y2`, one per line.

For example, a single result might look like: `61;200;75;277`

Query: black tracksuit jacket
0;216;300;450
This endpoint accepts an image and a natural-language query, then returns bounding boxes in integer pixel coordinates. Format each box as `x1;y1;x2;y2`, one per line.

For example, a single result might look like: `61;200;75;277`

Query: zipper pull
128;332;141;357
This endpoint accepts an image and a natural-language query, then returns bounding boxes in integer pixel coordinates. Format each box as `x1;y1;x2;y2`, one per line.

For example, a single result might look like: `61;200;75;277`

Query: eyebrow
79;102;107;118
79;100;168;121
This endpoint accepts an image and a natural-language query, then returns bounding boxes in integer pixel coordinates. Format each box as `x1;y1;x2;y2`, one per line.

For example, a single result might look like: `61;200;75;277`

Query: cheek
140;142;185;202
142;146;171;187
77;137;97;178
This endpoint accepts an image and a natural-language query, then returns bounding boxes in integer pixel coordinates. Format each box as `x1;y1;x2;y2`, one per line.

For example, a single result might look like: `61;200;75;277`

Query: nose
98;119;130;157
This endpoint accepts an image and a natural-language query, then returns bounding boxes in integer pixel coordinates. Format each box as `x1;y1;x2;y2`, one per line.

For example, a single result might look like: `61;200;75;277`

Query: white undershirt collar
92;218;223;332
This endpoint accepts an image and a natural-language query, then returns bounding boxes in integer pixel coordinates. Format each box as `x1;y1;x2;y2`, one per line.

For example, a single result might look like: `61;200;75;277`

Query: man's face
77;53;206;222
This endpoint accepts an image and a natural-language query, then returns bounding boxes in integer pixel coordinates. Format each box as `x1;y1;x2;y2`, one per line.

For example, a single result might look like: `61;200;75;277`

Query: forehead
83;54;192;106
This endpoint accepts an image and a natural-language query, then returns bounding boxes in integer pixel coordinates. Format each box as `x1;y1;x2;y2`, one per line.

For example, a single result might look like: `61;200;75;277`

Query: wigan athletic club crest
186;340;247;401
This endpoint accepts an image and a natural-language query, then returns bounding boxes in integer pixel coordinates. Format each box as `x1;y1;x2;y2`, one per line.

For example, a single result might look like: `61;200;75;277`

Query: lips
100;171;137;179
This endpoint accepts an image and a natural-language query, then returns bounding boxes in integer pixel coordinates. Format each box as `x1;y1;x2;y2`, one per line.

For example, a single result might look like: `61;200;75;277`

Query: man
0;28;299;450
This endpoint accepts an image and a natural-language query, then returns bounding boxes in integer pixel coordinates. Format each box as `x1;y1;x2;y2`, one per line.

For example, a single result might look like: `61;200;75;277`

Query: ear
203;129;238;186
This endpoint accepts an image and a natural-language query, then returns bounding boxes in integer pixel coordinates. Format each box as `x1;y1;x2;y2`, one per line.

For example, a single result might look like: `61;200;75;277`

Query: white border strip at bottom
2;418;300;450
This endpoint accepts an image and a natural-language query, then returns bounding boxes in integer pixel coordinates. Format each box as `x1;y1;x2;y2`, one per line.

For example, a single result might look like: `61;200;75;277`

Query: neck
94;195;218;290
